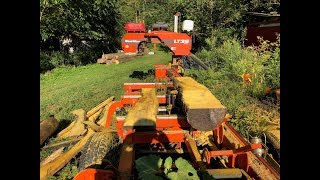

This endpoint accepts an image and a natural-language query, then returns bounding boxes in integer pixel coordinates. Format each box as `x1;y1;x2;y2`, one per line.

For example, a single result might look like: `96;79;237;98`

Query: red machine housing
121;23;192;57
124;23;146;32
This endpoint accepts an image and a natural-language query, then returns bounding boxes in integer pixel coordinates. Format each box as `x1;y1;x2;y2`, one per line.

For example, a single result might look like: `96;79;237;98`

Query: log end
40;117;59;146
187;108;227;131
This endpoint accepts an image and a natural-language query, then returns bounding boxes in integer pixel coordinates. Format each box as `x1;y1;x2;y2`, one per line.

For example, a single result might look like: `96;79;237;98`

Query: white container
182;20;194;32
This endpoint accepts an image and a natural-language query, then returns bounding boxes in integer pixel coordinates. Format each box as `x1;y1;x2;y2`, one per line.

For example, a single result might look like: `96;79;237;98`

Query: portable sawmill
74;64;280;180
73;13;280;180
121;12;209;72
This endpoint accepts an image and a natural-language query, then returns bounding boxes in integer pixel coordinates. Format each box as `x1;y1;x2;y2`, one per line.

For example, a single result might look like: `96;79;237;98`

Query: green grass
40;51;171;122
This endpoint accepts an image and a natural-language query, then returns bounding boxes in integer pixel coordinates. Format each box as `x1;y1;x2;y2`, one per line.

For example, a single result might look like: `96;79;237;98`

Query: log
59;109;86;138
86;96;115;118
40;147;64;166
123;88;159;128
265;125;280;151
112;59;119;64
82;121;117;133
56;121;75;137
87;108;103;122
57;97;114;137
174;77;227;131
103;54;108;60
97;58;107;64
40;129;95;180
97;101;114;126
40;117;59;146
41;137;82;151
40;102;115;179
82;121;106;132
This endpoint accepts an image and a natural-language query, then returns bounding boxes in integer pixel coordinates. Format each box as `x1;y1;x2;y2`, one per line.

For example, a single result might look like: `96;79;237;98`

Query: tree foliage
135;155;199;180
40;0;280;72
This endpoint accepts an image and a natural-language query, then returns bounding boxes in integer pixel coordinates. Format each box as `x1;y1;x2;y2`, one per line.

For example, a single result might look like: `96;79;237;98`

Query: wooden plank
123;88;159;128
185;134;205;169
174;77;227;131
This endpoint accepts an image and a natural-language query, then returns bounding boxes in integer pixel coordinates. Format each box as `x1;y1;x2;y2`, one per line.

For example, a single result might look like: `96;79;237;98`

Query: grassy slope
40;52;171;121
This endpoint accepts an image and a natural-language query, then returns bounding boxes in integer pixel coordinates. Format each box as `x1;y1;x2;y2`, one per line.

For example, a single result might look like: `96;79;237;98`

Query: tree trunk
40;117;59;146
174;77;227;131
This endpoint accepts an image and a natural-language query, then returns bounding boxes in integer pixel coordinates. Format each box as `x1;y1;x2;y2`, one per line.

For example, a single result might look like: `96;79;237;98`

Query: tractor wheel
78;131;122;171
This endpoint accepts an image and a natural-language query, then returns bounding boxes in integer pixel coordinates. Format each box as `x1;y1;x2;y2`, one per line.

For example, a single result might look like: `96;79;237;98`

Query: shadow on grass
129;69;154;80
55;119;73;135
41;117;74;148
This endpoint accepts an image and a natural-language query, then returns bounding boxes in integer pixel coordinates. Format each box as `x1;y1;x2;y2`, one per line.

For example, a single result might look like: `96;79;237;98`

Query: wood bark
40;147;64;166
40;117;59;146
41;137;82;151
174;77;226;131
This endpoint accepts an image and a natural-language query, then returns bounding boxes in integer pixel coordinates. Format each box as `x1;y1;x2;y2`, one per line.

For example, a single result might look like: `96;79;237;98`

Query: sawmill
40;12;280;180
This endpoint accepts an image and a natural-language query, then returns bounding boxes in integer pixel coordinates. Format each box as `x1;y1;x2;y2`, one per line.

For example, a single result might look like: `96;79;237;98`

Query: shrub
194;33;280;98
186;31;280;137
40;52;54;72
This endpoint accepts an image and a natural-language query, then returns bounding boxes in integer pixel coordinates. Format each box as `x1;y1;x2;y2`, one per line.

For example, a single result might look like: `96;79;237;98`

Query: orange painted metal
116;115;190;140
203;144;258;172
125;23;145;32
205;144;262;157
144;30;192;56
223;122;280;179
213;114;231;145
155;64;168;80
123;82;174;95
121;28;192;56
131;130;185;144
121;33;146;53
99;70;279;179
73;168;115;180
166;67;181;77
